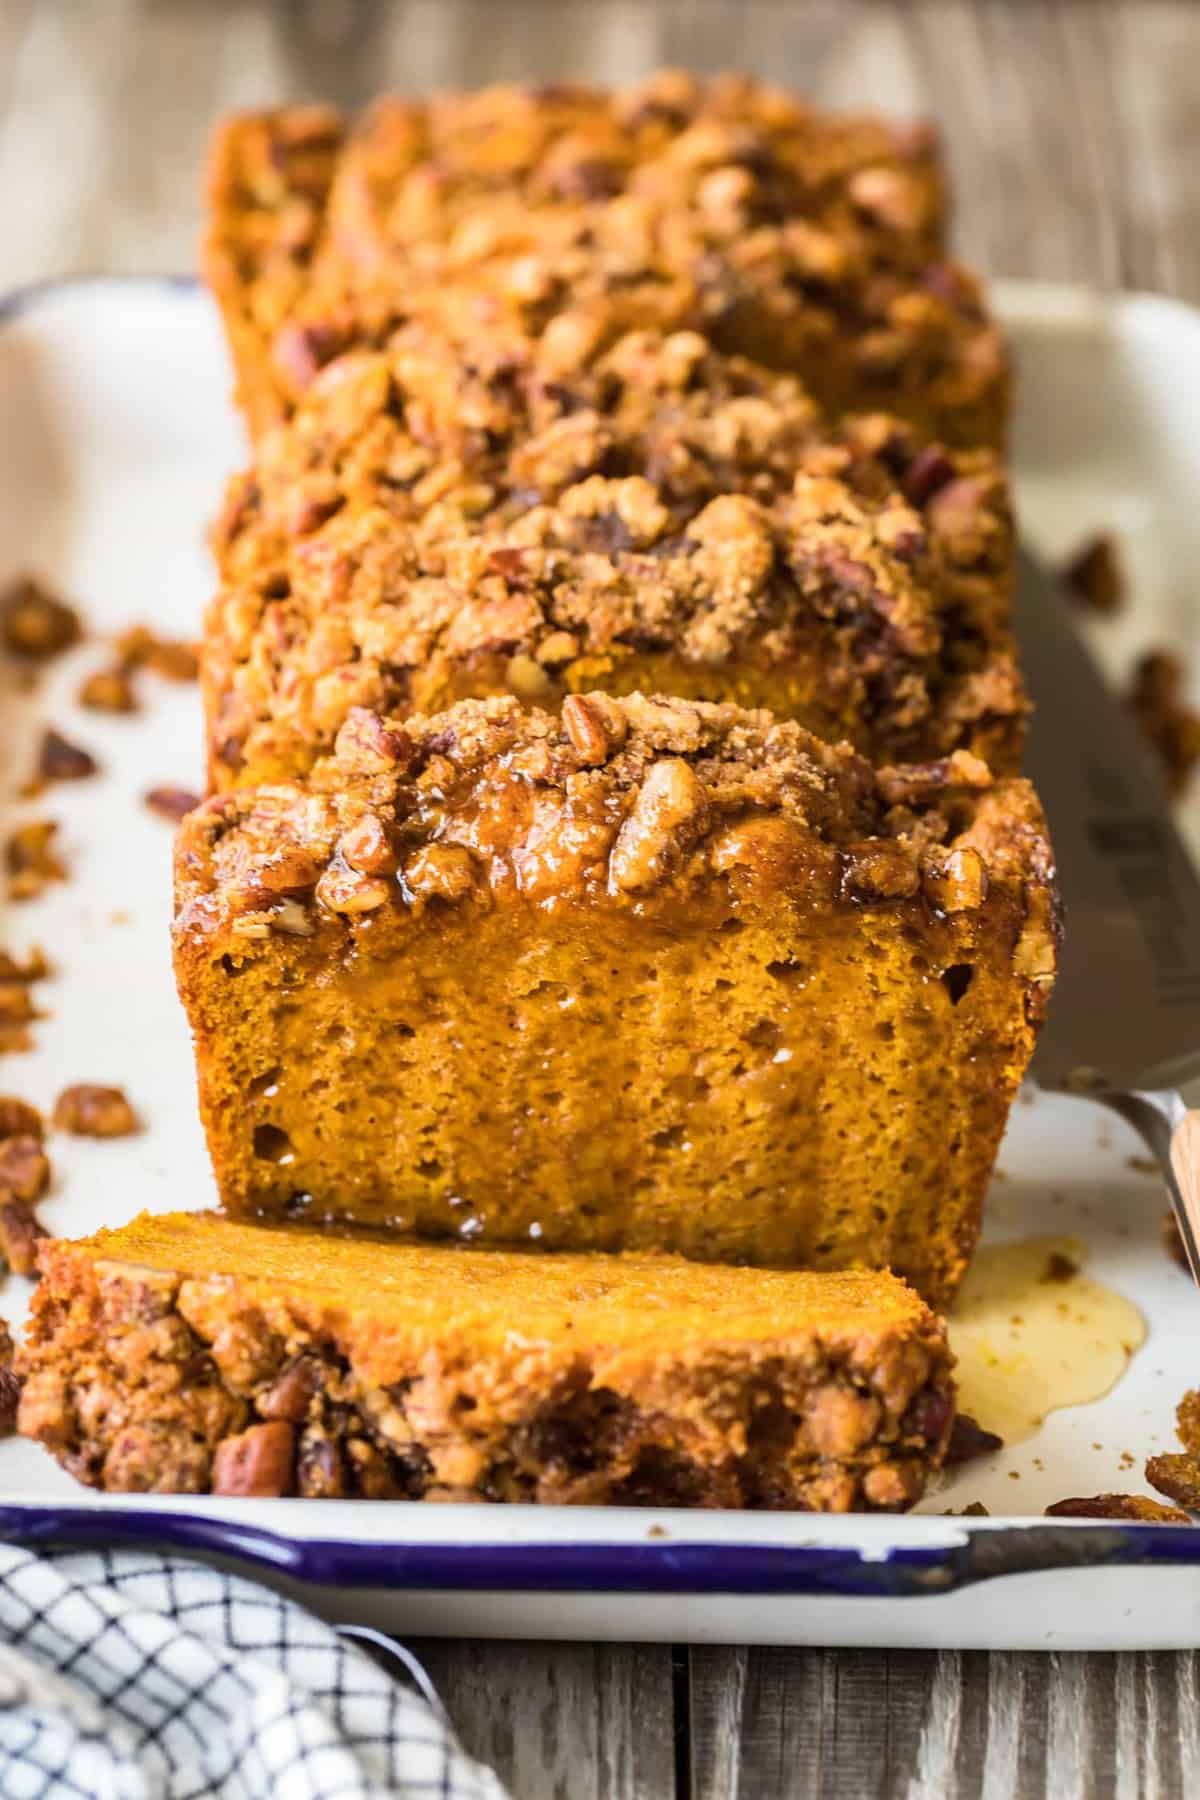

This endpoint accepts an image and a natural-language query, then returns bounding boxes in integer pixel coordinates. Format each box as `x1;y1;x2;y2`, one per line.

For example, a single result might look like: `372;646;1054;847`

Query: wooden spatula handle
1171;1111;1200;1281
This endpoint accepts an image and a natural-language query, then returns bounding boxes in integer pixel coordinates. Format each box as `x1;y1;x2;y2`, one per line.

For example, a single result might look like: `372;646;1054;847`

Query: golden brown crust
19;1213;955;1509
204;321;1019;789
202;76;1006;447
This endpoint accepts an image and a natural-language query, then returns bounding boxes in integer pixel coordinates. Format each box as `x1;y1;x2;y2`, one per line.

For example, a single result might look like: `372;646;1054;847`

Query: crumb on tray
1129;650;1200;796
0;576;82;659
53;1083;140;1139
6;820;66;902
30;728;99;788
78;664;139;713
1062;533;1125;614
145;786;201;823
1045;1493;1191;1524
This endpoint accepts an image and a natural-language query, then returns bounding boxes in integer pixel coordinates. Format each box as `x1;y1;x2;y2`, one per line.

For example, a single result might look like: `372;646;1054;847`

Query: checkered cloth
0;1544;508;1798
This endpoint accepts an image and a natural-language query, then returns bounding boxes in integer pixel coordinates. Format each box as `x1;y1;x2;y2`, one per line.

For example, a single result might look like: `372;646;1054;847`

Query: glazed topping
176;691;1046;928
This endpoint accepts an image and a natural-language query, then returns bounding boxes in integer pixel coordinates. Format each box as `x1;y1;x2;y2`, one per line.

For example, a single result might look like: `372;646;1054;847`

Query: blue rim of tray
2;1506;1200;1596
2;271;1197;1600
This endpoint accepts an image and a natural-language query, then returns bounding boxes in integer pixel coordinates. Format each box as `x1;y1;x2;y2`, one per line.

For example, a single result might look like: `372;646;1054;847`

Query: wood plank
412;1638;677;1800
689;1647;1200;1798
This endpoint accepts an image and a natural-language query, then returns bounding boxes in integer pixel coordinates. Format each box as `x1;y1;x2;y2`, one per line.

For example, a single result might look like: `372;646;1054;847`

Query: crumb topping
207;320;1017;783
206;75;1006;445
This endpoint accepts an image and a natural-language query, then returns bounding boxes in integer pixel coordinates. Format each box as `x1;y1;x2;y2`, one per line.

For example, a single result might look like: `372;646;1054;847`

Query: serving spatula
1016;548;1200;1279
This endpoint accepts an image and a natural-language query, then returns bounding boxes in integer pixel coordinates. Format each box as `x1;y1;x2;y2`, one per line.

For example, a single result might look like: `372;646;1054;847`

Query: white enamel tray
0;277;1198;1650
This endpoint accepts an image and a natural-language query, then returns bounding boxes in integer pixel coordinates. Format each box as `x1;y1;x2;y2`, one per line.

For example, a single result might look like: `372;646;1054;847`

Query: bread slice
19;1211;955;1509
173;692;1057;1306
201;75;1006;447
204;319;1020;791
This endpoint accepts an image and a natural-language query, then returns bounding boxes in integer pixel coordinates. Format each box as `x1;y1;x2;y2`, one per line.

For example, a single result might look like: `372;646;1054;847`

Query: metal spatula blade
1016;547;1200;1278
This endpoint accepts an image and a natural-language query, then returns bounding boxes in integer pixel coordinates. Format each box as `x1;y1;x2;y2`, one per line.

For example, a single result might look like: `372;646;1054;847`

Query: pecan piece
145;787;201;823
0;1134;49;1202
609;758;709;893
1129;650;1200;797
333;707;414;775
114;625;199;682
839;840;921;901
212;1421;296;1497
562;694;616;765
78;664;138;713
0;1197;48;1276
1177;1388;1200;1455
53;1083;139;1138
1;576;81;658
35;729;98;784
1045;1493;1191;1523
944;1413;1003;1465
1063;533;1125;615
921;846;989;913
0;1356;20;1435
0;1096;42;1140
297;1427;349;1498
6;820;66;901
403;843;479;904
337;815;398;876
315;862;391;914
259;1357;320;1423
1145;1453;1200;1512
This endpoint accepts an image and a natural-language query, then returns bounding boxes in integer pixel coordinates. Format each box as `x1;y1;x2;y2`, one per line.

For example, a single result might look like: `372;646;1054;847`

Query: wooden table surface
3;2;1198;1794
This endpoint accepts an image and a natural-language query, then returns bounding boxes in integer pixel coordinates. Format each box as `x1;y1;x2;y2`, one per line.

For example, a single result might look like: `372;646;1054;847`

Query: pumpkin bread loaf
204;73;1007;446
173;692;1057;1307
19;1212;955;1510
205;320;1021;791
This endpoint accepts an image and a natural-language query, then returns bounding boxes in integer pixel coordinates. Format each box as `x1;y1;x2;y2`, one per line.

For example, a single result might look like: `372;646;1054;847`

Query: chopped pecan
114;625;199;681
1129;650;1200;796
35;729;99;784
0;1196;48;1276
314;862;391;914
402;842;478;903
6;820;66;901
0;1134;49;1202
839;840;921;901
259;1357;320;1423
337;815;398;876
562;694;616;765
1063;534;1125;614
1178;1389;1200;1455
945;1413;1003;1465
78;664;138;713
1045;1493;1191;1524
609;758;709;892
0;1360;20;1434
145;787;200;822
0;1096;42;1140
297;1427;349;1498
333;707;414;775
212;1420;296;1497
53;1083;139;1138
902;444;956;506
877;752;992;805
0;947;48;983
1145;1453;1200;1512
921;845;989;912
0;576;81;658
